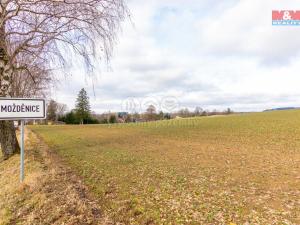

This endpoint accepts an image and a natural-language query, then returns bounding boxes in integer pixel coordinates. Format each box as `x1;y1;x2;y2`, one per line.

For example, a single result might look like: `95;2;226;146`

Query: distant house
117;118;125;123
117;112;128;119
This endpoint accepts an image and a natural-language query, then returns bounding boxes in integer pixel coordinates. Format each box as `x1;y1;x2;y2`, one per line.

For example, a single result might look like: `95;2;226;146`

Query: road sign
0;98;46;120
0;98;46;183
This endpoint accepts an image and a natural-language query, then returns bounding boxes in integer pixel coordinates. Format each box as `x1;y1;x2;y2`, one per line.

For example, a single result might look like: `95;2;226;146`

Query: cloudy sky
53;0;300;113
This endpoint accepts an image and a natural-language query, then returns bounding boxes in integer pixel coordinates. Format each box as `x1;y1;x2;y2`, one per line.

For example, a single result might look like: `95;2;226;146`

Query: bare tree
10;55;52;98
0;0;128;159
146;105;157;121
178;108;190;118
47;99;58;122
57;103;67;118
194;106;203;117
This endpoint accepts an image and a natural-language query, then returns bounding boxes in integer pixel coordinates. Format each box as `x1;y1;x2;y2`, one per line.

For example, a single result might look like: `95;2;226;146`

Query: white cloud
197;0;300;63
53;0;300;113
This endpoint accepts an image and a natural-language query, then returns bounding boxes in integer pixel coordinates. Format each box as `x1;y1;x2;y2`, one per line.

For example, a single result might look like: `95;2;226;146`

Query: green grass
31;110;300;224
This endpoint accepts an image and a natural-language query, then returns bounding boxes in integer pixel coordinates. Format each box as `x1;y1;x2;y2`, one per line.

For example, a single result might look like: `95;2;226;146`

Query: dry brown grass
30;110;300;224
2;110;300;224
0;130;109;225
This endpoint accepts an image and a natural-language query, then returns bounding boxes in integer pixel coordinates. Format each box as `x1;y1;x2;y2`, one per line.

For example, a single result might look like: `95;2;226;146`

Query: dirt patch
0;129;109;225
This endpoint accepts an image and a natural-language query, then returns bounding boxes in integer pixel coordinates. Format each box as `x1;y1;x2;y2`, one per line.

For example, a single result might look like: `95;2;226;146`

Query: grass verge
0;130;107;225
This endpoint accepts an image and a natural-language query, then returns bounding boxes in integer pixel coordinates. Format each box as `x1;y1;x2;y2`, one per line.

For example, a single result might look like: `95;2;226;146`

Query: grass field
31;110;300;224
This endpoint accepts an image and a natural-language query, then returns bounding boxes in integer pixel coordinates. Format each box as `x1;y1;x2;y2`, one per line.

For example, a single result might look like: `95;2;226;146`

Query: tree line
47;89;234;125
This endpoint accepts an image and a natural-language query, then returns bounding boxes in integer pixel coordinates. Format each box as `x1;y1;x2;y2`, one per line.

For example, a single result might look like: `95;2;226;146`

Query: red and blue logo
272;10;300;26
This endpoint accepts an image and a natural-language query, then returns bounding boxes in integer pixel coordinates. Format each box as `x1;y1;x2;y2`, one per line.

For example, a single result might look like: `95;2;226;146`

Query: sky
53;0;300;113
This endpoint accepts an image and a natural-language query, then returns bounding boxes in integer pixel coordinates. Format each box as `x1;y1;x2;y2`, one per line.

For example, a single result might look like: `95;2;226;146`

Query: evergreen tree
109;114;117;124
75;88;91;124
64;111;78;124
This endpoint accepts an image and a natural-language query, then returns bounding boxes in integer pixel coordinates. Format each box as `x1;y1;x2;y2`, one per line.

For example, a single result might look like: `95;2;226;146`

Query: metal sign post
20;120;25;182
0;98;46;183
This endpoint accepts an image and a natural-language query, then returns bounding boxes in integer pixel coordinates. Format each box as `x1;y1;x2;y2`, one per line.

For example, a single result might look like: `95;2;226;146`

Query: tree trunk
0;15;20;160
0;121;20;160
